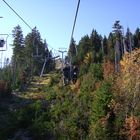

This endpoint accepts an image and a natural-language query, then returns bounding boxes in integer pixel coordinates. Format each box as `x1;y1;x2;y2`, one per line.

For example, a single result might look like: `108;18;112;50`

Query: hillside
0;71;61;140
0;21;140;140
0;48;140;140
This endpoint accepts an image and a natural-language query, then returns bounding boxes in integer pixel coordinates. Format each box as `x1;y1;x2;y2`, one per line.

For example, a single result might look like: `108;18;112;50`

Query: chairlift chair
0;34;9;51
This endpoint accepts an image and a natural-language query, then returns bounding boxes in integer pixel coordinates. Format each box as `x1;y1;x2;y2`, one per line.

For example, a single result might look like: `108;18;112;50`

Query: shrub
0;80;12;98
89;63;103;81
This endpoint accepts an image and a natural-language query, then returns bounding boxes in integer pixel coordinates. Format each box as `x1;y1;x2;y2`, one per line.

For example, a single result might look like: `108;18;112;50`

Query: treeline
0;25;55;90
58;20;140;139
68;21;140;71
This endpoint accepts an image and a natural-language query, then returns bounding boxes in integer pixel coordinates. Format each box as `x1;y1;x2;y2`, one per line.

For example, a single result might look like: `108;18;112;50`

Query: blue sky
0;0;140;63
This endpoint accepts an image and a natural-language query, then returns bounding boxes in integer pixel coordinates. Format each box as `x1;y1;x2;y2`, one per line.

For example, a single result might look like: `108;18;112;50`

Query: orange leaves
124;116;140;139
103;58;115;79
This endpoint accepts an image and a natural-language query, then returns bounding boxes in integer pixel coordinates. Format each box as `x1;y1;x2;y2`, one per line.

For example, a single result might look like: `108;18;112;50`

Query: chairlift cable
65;0;80;85
68;0;80;75
69;0;80;50
2;0;61;57
2;0;32;30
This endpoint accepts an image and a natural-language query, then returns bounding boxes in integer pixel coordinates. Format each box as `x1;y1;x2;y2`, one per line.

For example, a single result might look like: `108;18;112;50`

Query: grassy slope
0;71;62;139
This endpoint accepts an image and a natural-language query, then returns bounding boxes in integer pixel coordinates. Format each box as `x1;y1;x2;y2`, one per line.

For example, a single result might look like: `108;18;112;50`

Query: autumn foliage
103;58;115;79
124;116;140;140
113;48;140;139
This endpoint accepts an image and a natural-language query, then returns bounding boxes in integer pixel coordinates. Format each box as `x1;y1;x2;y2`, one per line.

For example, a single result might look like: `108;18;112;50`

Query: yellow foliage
120;49;140;93
113;48;140;117
39;78;51;85
70;79;80;93
84;52;93;64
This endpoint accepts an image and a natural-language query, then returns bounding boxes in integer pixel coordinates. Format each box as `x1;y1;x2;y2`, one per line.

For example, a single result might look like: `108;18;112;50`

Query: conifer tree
12;25;25;88
125;28;133;52
134;28;140;49
24;27;45;76
68;38;77;64
112;20;123;72
90;29;103;63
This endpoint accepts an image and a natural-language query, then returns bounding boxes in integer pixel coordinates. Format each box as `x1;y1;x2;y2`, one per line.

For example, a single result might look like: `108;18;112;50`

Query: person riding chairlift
63;64;71;85
71;65;78;84
63;64;79;85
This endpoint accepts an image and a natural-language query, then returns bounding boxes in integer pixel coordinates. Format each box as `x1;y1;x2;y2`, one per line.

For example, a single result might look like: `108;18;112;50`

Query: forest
0;20;140;140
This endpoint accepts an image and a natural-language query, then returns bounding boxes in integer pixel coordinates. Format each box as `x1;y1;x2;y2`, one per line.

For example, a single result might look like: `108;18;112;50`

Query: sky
0;0;140;65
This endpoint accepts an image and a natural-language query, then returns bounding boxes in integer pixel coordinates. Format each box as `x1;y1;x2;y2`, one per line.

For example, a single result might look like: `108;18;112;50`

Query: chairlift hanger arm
52;55;60;59
58;50;67;53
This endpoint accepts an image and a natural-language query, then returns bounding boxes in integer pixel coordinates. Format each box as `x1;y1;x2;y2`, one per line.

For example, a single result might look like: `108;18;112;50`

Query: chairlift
40;49;59;77
61;42;78;86
0;34;9;51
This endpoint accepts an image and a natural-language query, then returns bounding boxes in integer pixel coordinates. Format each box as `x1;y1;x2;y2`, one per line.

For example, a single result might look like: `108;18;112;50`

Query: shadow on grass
0;93;49;140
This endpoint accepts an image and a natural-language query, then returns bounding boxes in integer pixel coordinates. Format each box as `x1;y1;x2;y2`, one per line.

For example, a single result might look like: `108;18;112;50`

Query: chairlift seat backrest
0;39;5;47
32;54;42;58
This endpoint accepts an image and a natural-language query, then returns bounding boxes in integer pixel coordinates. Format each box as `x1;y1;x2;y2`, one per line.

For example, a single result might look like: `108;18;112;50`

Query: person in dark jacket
63;65;70;85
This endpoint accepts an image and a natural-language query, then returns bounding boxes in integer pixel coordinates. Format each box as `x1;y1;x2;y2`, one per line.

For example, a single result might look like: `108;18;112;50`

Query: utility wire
2;0;80;55
69;0;80;47
2;0;32;30
2;0;59;52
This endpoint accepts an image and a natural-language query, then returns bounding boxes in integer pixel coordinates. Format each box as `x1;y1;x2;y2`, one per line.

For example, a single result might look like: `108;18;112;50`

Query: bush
89;64;103;81
79;64;88;76
89;81;113;139
0;80;12;98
